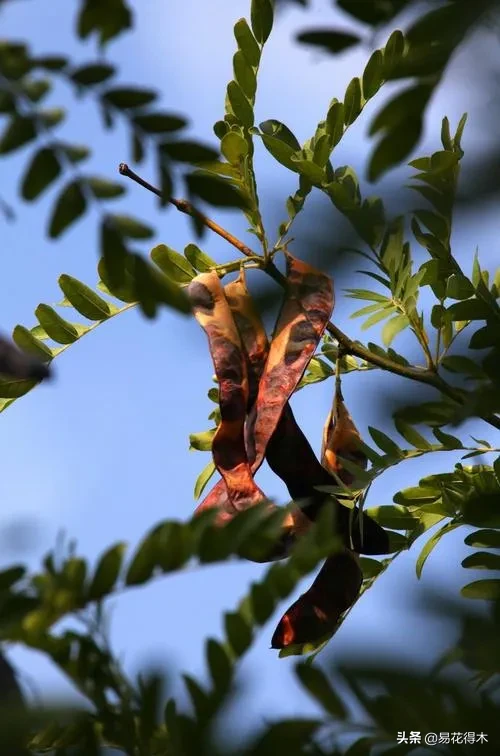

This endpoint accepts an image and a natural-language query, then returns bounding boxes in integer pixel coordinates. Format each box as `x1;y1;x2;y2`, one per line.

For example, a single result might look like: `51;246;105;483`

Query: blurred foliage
1;0;500;753
278;0;500;183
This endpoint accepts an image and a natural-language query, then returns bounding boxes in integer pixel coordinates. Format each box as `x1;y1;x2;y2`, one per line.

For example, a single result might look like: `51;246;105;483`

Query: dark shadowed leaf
369;119;422;181
296;29;360;54
464;530;500;549
187;174;248;209
160;141;219;163
21;147;61;200
0;115;37;154
48;180;87;238
224;611;253;657
71;63;115;86
108;214;153;239
103;87;157;109
88;542;126;599
416;522;460;578
462;551;500;571
88;177;126;199
206;638;232;692
133;112;187;133
77;0;132;45
296;663;347;718
461;580;500;600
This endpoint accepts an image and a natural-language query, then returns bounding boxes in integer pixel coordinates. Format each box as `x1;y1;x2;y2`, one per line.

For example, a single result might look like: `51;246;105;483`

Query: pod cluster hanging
187;252;389;650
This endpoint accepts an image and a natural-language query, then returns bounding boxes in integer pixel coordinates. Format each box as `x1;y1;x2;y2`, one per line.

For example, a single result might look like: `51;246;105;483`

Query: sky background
1;0;499;742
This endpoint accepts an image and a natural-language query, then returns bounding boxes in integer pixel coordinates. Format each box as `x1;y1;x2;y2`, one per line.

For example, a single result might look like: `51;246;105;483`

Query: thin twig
120;166;500;433
119;163;255;258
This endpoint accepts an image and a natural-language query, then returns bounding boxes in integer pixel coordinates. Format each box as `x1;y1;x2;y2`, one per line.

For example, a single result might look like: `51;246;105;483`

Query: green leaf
360;557;384;578
206;638;232;692
447;299;491;321
71;63;115;86
462;551;500;570
61;143;90;164
494;455;500;485
77;0;132;45
88;543;126;600
464;530;500;549
189;429;216;452
362;49;384;99
221;131;249;164
160;141;219;163
21;147;61;200
151;244;196;283
132;112;187;133
0;565;25;590
155;522;192;572
34;305;79;344
187;174;247;209
296;664;347;718
39;108;65;129
224;610;252;657
462;494;500;529
234;18;261;67
249;581;275;624
233;51;257;100
0;115;37;154
326;102;345;148
461;580;500;600
194;461;216;500
369;118;422;181
259;126;299;169
33;55;68;70
103;87;157;109
368;427;402;456
394;419;432;450
251;0;274;44
394;485;440;506
365;505;418;531
87;176;125;199
414;209;449;242
381;314;409;346
125;531;158;586
441;355;484;379
108;214;154;239
344;77;362;126
371;86;431;136
395;400;456;426
23;79;51;104
432;427;463;449
361;308;396;330
48;180;87;238
416;521;460;579
296;29;360;54
58;274;112;321
226;80;254;127
383;29;405;76
184;244;216;273
12;325;53;362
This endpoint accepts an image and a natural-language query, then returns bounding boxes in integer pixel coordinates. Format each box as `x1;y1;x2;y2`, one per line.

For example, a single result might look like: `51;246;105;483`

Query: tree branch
119;163;254;258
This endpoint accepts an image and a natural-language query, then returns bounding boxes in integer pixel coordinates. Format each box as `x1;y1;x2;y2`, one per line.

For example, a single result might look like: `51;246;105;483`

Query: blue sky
1;0;499;738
